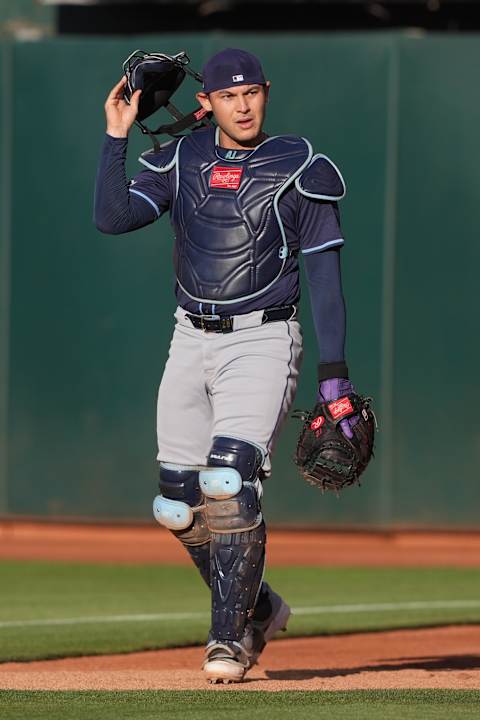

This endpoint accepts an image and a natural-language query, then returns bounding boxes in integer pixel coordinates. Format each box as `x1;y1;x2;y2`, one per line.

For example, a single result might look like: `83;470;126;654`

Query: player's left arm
293;155;376;487
296;157;358;437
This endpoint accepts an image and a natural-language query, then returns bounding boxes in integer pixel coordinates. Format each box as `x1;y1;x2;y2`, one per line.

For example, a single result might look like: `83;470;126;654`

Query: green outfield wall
0;33;478;528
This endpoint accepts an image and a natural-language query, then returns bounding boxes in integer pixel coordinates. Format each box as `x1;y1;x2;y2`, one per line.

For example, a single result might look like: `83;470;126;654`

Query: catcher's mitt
293;393;376;493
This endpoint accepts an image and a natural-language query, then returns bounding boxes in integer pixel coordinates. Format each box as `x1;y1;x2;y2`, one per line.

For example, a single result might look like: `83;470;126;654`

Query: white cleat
203;631;254;684
202;585;291;683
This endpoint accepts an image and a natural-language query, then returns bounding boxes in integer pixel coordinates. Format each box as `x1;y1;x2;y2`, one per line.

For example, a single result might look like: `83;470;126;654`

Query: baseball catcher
95;46;374;684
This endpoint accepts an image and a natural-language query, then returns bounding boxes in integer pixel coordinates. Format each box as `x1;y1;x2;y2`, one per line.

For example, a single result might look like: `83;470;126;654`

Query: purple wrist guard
318;377;357;439
318;377;355;403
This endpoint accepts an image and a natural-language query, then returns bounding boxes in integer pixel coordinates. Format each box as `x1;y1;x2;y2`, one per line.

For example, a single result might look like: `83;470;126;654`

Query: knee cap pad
154;463;210;546
203;438;264;533
207;437;264;482
159;463;203;505
200;467;242;499
152;495;193;530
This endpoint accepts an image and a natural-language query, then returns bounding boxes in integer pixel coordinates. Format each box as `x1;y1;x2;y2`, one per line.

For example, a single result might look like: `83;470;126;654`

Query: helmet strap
135;106;213;151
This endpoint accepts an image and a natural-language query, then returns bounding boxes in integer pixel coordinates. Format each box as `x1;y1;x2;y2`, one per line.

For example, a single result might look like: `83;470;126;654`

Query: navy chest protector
140;127;313;305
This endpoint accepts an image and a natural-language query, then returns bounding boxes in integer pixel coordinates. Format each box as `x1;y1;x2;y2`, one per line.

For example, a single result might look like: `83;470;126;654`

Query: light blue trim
199;302;203;314
129;188;160;217
211;304;216;314
301;238;344;255
138;137;184;198
199;467;242;499
176;137;313;305
295;153;346;200
213;126;278;162
152;494;194;530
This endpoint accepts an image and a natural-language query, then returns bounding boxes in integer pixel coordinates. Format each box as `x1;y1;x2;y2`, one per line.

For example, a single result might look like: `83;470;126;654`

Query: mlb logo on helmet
232;74;244;82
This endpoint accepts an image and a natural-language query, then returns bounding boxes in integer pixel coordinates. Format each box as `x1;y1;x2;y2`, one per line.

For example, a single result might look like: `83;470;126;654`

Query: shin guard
202;437;266;642
210;522;266;641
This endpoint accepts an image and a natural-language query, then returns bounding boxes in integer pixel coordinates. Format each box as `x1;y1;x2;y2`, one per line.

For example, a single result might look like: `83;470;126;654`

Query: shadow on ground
265;654;480;680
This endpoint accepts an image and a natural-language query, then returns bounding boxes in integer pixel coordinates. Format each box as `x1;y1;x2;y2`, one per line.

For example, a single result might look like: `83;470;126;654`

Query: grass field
1;560;480;661
1;690;480;720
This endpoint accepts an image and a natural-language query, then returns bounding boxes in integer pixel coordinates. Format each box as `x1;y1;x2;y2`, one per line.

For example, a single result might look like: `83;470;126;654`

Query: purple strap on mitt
318;377;359;439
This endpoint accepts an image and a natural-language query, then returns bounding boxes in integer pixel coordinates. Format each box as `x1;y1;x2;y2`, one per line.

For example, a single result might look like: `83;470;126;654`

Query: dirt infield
2;520;480;566
2;521;479;693
1;626;479;691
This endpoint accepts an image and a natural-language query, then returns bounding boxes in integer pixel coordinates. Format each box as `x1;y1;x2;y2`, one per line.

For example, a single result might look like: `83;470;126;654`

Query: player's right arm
94;78;171;234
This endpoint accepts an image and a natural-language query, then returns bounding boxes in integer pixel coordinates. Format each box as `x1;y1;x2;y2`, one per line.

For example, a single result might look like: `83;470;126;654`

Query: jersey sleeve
295;152;346;255
127;167;173;220
296;196;345;255
94;134;173;235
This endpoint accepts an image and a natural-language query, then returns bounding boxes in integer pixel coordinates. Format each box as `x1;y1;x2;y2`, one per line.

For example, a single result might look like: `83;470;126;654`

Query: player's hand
318;377;359;439
104;76;141;138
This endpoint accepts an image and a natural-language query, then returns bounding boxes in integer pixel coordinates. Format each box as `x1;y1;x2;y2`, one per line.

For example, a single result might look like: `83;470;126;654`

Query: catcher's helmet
122;50;212;149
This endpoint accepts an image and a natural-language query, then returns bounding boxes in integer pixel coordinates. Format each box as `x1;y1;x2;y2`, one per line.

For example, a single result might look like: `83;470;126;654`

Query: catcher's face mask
122;50;213;150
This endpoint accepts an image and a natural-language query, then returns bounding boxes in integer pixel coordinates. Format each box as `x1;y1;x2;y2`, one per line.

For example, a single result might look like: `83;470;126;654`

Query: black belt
185;305;296;333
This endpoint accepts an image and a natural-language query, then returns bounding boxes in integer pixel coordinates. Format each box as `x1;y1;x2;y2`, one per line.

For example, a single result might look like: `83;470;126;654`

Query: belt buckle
200;314;222;333
220;317;233;333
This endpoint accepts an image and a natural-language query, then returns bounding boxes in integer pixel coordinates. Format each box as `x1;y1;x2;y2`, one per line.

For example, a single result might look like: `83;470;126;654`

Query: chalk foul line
1;600;480;629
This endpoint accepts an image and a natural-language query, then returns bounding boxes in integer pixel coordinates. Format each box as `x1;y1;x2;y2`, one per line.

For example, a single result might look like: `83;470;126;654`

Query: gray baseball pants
156;306;303;474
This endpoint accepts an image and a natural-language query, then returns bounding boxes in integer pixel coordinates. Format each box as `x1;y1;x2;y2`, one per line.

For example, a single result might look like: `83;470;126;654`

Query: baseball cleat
203;629;254;684
249;582;291;666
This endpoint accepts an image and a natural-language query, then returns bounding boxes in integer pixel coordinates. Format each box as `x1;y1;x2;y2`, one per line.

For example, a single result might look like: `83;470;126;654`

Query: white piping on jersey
175;136;314;306
129;188;160;217
295;153;346;200
301;238;345;255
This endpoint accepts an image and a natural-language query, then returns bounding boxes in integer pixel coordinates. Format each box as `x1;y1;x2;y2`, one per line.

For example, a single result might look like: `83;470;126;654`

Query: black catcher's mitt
293;394;375;493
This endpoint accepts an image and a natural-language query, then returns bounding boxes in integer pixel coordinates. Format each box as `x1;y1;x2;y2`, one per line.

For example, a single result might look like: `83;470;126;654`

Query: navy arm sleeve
303;247;346;363
292;186;346;363
94;134;171;234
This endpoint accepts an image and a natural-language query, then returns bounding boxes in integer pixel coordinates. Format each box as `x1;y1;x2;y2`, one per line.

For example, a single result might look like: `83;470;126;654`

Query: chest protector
141;127;312;304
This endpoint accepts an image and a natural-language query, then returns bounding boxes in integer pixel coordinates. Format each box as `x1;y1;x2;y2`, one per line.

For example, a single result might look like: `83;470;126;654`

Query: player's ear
196;92;213;112
264;81;271;103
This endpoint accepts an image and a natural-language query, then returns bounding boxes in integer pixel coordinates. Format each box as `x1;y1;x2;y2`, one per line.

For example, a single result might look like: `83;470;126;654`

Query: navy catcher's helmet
122;50;212;149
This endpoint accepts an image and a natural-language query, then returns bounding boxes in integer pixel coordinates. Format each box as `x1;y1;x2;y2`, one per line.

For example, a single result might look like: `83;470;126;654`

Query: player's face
196;82;270;150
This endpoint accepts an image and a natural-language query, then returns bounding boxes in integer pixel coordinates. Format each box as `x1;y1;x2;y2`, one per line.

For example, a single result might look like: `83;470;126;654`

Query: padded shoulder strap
295;153;346;200
138;137;183;173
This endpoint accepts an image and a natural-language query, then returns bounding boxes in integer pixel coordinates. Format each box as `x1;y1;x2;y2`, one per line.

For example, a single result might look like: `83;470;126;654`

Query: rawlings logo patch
210;166;243;190
310;416;325;431
328;397;354;420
